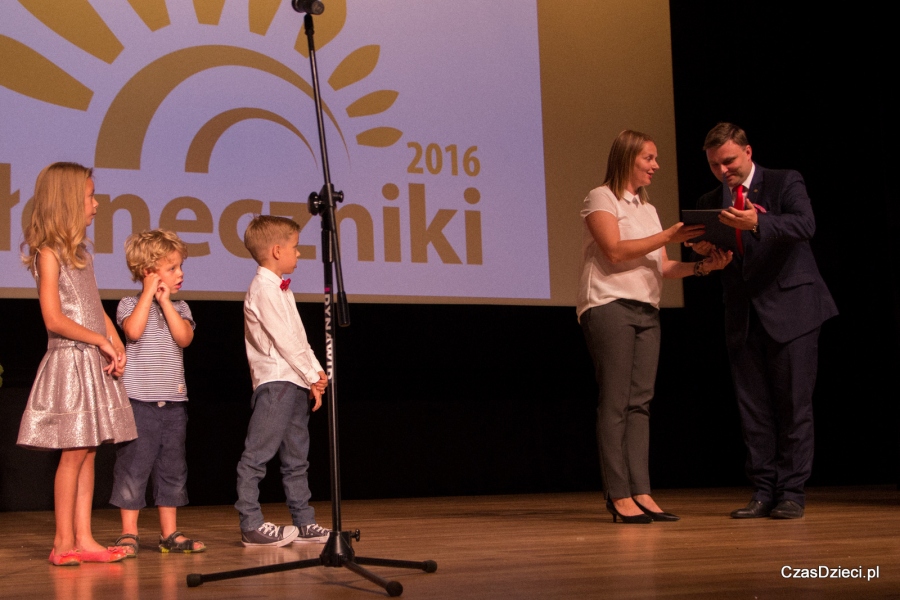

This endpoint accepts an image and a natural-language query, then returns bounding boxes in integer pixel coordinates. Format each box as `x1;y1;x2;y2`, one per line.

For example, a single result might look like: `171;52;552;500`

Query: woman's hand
587;212;705;264
685;240;715;256
665;222;706;245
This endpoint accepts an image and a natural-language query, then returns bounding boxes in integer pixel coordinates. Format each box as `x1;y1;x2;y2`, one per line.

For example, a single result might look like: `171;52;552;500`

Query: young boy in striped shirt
109;230;205;555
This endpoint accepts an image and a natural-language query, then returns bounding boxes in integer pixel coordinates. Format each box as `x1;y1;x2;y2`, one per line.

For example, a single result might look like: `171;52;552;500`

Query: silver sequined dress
17;252;137;449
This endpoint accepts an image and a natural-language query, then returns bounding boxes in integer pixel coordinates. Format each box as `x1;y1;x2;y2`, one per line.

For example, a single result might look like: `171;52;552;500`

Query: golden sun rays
186;108;317;173
0;35;93;110
127;0;171;31
19;0;123;63
1;0;402;170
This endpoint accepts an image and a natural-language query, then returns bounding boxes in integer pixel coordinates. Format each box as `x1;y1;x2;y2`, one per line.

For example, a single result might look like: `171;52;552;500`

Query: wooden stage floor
1;486;898;600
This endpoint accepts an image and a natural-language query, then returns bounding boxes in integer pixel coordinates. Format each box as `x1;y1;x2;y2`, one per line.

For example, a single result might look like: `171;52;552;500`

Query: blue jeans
235;381;316;531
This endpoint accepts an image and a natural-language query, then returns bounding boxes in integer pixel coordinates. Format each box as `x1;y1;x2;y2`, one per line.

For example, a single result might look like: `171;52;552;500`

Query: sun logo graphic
0;1;406;262
1;0;400;164
2;1;549;302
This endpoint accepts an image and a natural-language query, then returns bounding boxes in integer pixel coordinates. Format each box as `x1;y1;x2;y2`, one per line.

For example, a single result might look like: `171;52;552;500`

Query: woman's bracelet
694;260;709;277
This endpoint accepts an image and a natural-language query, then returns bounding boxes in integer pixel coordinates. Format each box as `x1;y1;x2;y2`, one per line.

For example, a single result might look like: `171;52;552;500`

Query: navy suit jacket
697;165;837;347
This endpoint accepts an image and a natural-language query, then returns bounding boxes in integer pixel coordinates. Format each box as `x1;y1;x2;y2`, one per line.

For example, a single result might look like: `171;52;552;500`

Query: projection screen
0;0;682;307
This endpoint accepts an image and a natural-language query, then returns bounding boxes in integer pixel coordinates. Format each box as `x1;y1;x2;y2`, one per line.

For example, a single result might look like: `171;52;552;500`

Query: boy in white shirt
235;215;329;546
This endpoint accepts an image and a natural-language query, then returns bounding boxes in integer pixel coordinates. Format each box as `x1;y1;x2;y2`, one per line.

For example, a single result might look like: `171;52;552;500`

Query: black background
0;3;895;510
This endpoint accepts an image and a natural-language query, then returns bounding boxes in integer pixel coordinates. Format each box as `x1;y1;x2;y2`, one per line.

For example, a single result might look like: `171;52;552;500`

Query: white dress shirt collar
622;190;640;205
257;265;283;285
738;163;757;192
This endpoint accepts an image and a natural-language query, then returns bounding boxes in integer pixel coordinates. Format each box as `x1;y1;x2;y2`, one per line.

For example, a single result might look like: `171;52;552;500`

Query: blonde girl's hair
602;130;654;204
20;162;93;272
124;229;188;282
243;215;300;264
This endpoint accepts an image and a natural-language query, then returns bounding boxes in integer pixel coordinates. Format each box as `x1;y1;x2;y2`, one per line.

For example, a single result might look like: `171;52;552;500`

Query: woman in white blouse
577;130;731;524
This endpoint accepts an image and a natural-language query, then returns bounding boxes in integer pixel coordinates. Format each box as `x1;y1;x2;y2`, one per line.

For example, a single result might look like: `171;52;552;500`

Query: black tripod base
186;531;437;597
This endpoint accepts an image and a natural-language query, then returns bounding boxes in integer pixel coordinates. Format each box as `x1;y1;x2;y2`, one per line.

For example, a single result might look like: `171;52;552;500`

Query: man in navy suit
694;123;837;519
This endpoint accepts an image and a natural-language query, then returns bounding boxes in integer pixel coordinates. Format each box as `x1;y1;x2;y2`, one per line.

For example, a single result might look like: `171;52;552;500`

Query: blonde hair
21;162;93;271
243;215;300;264
124;229;188;282
602;130;654;204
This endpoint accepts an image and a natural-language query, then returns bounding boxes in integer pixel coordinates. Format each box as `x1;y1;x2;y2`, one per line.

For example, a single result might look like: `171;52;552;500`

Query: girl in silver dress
18;163;137;565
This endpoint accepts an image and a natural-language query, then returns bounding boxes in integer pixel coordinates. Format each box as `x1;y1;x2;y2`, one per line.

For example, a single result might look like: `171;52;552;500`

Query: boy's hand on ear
155;280;171;304
141;272;161;298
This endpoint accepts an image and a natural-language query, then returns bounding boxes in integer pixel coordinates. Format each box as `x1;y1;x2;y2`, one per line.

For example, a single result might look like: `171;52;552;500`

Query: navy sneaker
241;522;299;547
293;523;330;544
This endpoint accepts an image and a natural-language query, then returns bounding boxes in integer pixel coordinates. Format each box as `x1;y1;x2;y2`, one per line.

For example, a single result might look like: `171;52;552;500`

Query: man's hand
719;202;758;231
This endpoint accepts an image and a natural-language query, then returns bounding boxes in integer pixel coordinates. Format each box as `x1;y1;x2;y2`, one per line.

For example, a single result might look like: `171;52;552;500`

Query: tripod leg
355;556;438;573
343;559;403;597
186;557;323;587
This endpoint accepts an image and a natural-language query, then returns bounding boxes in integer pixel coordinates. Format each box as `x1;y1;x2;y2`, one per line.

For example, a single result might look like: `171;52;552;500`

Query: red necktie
280;278;291;291
733;185;744;255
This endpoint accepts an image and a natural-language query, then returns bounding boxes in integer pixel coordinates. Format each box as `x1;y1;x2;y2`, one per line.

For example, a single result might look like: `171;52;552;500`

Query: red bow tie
280;278;291;291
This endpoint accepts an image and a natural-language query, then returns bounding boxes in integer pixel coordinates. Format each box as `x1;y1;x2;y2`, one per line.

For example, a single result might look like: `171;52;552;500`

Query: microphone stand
187;7;436;597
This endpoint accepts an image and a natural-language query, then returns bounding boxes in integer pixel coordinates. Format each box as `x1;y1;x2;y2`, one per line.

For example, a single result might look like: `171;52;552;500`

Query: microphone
292;0;324;15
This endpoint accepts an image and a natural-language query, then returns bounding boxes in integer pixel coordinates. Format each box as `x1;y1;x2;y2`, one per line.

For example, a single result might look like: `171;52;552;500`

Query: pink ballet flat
49;549;81;566
77;548;127;563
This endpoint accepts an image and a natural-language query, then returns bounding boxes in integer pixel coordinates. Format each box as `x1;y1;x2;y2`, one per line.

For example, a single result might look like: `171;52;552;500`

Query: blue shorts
109;399;189;510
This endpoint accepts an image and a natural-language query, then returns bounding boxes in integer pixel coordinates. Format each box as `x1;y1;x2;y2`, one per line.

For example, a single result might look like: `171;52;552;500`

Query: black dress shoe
633;499;680;521
606;499;652;524
770;500;804;519
730;500;774;519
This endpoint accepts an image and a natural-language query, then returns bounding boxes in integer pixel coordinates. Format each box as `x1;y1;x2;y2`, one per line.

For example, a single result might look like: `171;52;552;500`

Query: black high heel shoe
633;499;680;522
606;499;652;524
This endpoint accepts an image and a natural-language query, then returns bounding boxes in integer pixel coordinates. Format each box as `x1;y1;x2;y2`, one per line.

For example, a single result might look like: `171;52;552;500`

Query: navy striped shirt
116;295;195;402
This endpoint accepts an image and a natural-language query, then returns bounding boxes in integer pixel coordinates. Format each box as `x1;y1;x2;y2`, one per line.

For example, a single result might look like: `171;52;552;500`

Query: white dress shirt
244;266;323;390
734;163;757;203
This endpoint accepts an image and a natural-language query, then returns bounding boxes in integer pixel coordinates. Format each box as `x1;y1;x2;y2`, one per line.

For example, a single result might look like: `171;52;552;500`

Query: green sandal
113;533;139;558
158;531;206;553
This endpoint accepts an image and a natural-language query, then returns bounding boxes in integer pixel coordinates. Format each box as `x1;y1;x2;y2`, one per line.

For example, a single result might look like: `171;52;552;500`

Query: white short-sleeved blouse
576;185;664;320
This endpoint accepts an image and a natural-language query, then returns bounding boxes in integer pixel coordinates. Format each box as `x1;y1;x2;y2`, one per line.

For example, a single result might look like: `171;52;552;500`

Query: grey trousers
235;381;315;532
581;299;660;499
